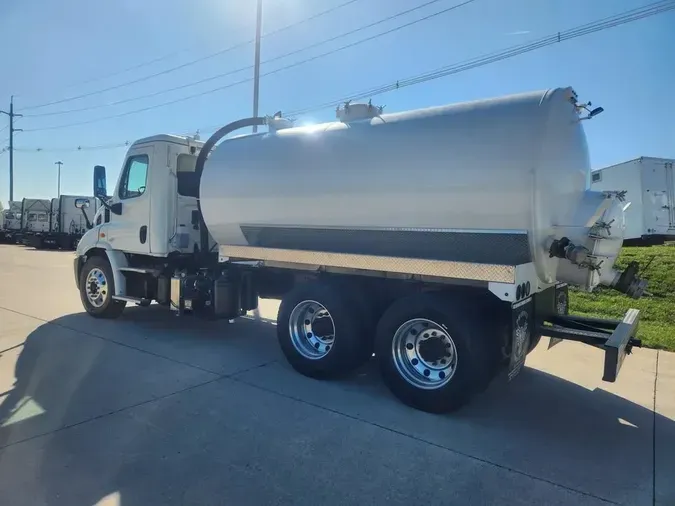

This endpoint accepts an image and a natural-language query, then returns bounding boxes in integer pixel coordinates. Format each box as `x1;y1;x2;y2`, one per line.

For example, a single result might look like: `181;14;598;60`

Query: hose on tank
194;117;267;259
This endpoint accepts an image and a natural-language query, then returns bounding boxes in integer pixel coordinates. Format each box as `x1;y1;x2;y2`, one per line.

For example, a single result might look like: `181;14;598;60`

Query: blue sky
0;0;673;204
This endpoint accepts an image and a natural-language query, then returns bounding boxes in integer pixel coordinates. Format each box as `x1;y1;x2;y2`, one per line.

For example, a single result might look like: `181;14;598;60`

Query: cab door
107;145;153;254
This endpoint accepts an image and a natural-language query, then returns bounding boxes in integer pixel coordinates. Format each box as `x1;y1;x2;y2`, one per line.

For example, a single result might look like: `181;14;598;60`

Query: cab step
119;266;162;276
112;295;152;306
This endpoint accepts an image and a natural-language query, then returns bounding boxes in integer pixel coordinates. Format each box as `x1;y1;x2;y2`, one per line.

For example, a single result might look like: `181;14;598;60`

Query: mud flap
548;283;569;350
508;297;533;381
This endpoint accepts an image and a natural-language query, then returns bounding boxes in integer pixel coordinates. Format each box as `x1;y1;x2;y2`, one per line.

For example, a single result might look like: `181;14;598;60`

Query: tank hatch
336;100;384;122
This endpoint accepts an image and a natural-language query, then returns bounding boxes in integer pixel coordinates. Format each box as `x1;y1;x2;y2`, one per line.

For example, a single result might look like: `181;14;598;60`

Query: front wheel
277;281;372;379
375;292;500;414
79;256;126;319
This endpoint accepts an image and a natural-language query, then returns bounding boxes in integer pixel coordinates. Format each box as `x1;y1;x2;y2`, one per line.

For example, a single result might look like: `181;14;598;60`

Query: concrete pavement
0;245;672;505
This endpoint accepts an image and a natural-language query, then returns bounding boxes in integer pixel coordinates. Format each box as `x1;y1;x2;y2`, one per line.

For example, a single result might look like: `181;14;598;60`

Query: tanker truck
73;87;647;414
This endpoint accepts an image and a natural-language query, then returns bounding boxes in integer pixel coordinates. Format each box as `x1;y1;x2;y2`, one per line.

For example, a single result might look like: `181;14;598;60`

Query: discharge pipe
195;117;267;257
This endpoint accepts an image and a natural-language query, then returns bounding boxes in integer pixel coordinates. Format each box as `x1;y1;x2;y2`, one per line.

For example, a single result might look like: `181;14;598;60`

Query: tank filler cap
336;100;384;123
266;111;294;133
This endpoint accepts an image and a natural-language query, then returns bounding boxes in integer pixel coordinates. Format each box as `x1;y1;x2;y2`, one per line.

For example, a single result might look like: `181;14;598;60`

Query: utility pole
55;161;63;197
252;0;263;133
0;96;23;202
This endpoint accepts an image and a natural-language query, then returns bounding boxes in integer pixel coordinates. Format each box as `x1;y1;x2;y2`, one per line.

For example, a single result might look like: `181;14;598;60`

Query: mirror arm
80;207;93;230
97;196;112;210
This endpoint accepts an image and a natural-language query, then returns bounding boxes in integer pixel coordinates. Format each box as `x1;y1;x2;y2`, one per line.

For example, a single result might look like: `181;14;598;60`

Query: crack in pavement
0;359;279;451
227;374;621;505
0;305;225;375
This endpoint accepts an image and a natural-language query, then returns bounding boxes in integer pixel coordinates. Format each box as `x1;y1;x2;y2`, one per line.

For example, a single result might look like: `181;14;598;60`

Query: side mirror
94;165;107;199
74;198;90;209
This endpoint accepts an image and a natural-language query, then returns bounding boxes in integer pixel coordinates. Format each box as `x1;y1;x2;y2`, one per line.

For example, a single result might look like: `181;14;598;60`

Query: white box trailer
0;201;23;243
20;199;51;246
591;157;675;245
40;195;97;250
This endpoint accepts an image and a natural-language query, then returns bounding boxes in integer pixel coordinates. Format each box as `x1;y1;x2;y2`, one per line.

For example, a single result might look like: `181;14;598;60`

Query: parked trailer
74;87;647;413
0;201;23;243
20;199;51;248
41;195;97;250
591;157;675;245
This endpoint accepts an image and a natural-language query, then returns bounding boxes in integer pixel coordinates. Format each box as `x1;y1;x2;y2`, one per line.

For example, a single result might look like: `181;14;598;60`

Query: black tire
79;255;126;319
326;278;380;362
375;292;502;414
277;281;371;379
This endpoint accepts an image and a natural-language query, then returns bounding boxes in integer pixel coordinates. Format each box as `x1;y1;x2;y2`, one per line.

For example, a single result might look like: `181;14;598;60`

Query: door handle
139;226;147;244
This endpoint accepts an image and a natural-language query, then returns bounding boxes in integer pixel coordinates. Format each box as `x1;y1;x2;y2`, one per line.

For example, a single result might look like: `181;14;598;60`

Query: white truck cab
78;134;204;260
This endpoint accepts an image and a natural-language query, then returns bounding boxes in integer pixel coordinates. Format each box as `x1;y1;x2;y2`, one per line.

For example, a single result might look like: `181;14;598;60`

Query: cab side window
119;155;149;200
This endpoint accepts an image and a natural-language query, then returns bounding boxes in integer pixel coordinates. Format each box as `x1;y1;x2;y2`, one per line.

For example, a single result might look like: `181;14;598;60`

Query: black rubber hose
195;117;266;257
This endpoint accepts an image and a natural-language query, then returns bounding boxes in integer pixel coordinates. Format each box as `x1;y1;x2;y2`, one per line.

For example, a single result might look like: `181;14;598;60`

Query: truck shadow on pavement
0;308;672;506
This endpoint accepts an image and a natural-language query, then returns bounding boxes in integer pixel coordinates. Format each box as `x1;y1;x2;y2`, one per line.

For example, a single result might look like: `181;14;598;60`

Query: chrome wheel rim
288;300;335;360
85;267;108;308
391;318;458;389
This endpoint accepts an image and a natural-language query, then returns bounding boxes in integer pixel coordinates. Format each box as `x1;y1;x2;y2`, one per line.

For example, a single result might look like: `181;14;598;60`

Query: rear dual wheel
276;281;374;379
277;283;504;414
375;293;503;414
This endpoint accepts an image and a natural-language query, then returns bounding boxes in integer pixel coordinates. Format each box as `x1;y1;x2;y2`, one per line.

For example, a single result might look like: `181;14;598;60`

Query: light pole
252;0;263;133
55;161;63;197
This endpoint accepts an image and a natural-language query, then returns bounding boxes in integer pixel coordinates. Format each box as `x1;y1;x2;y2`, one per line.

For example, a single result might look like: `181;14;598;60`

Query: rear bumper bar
540;309;641;383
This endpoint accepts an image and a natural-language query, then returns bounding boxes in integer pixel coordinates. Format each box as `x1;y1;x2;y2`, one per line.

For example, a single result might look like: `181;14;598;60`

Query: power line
286;0;675;115
18;0;364;111
13;142;131;153
13;53;190;103
24;0;457;118
15;0;675;150
22;0;478;132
